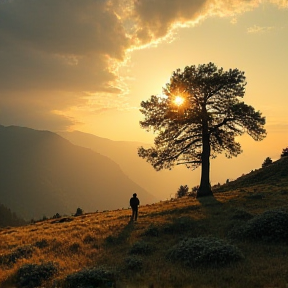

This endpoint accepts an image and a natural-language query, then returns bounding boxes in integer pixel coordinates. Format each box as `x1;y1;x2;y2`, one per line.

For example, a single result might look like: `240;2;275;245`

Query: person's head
133;193;137;197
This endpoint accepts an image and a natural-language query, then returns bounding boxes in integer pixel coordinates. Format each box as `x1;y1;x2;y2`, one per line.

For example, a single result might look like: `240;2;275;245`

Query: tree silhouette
74;207;83;216
176;185;189;198
281;147;288;158
138;63;266;197
262;157;273;168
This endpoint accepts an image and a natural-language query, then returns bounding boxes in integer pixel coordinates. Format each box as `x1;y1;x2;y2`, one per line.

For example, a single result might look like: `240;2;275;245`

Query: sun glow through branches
174;96;184;106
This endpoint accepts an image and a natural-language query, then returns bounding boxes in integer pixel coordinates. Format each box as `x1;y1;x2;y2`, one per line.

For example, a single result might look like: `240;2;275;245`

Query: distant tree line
262;146;288;168
0;203;26;227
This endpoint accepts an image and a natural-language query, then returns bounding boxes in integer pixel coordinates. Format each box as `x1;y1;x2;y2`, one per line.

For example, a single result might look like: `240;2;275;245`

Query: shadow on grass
105;222;135;245
197;195;225;220
197;195;222;207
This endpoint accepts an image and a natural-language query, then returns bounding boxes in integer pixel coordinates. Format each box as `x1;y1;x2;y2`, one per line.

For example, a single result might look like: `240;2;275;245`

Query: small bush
83;234;96;244
74;207;84;216
34;239;49;249
69;242;81;253
65;266;115;288
142;224;160;237
52;213;61;219
105;235;118;245
0;245;34;266
129;240;153;255
189;185;200;196
124;255;143;271
229;209;288;243
166;237;244;267
15;262;58;288
176;185;189;198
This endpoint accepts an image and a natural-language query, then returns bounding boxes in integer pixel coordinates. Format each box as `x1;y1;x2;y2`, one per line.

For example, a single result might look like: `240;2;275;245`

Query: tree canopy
138;63;266;197
281;147;288;158
262;157;273;168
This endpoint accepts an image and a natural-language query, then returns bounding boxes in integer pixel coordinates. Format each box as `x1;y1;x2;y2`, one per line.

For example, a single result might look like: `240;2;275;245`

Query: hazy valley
59;130;195;201
0;125;157;220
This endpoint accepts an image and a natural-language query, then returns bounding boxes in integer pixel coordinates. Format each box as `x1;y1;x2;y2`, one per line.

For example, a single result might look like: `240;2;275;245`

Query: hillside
215;156;288;192
0;125;157;220
0;155;287;288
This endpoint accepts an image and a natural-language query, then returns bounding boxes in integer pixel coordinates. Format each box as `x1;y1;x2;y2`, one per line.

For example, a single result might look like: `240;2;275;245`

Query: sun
174;96;184;106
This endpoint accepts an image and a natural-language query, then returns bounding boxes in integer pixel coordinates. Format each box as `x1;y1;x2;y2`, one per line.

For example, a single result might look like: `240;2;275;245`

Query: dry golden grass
0;187;288;288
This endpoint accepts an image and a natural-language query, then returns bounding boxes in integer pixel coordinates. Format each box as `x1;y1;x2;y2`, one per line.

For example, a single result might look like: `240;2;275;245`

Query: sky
0;0;287;192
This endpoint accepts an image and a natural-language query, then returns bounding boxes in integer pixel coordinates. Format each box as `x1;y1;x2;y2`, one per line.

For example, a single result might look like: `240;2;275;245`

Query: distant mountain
0;202;26;227
58;131;194;199
0;125;157;220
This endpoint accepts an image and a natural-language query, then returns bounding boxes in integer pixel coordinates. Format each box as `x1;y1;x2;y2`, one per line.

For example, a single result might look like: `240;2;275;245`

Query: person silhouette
130;193;140;221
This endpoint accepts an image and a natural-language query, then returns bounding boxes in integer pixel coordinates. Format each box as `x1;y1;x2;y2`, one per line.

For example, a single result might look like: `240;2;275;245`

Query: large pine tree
138;63;266;197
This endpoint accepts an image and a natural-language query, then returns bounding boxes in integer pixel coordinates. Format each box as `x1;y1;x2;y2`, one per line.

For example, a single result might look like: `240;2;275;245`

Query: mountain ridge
0;125;157;219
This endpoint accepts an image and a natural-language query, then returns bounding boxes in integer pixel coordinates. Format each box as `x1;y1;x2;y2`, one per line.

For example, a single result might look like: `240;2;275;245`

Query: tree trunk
197;114;213;197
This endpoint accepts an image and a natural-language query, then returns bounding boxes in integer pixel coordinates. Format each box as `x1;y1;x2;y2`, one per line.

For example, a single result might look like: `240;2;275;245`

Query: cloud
0;0;130;130
247;25;274;34
0;0;130;92
130;0;264;45
131;0;208;44
0;0;287;132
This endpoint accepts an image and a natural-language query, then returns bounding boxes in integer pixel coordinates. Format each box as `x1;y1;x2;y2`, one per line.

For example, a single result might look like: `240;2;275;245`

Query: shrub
142;224;160;237
124;255;143;271
69;242;81;253
188;185;199;196
83;234;96;244
65;266;115;288
0;245;34;266
229;209;288;243
166;237;244;267
74;207;84;216
52;212;61;219
129;240;153;255
34;239;49;249
15;262;58;288
176;185;189;198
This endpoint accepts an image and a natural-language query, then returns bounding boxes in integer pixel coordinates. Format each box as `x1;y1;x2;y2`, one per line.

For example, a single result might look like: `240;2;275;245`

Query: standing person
130;193;140;221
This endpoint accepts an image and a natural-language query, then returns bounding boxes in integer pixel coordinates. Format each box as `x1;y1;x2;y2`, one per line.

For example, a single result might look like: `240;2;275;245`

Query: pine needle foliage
138;63;266;197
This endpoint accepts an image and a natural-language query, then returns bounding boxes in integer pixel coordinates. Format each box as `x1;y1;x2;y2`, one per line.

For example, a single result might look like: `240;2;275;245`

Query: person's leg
135;207;138;221
131;208;135;221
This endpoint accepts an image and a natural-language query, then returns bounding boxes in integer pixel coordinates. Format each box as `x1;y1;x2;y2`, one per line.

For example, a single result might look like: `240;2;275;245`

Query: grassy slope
0;157;288;288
